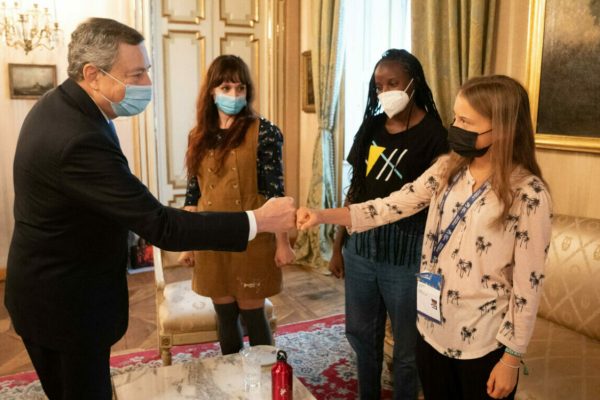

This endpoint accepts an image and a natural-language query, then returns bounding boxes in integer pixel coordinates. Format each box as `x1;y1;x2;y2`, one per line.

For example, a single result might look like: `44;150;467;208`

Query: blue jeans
343;233;422;400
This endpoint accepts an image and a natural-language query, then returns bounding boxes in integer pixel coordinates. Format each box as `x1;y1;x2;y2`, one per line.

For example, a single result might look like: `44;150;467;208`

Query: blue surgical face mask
99;69;152;117
214;94;247;115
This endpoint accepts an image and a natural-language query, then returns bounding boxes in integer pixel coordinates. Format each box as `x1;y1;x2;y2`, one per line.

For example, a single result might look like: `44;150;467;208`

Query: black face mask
448;125;492;158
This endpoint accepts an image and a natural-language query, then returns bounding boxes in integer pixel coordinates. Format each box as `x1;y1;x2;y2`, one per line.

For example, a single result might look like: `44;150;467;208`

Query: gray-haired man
5;17;295;399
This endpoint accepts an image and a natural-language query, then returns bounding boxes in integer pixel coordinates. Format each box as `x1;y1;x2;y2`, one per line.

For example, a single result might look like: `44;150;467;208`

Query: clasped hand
295;207;321;230
253;199;322;233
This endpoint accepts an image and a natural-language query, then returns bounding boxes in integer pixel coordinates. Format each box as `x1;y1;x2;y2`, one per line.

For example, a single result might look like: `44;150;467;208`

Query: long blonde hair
442;75;545;226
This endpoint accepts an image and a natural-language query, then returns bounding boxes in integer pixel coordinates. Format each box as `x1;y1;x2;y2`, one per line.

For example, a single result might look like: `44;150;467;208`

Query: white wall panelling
220;0;259;27
163;30;206;189
162;0;205;24
152;0;277;207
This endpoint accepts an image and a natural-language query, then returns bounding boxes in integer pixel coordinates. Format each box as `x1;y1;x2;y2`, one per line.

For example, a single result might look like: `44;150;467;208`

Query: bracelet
504;347;523;358
499;358;520;369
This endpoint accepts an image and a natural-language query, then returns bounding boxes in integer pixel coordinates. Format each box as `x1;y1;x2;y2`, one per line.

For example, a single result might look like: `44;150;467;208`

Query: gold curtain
411;0;497;123
293;0;345;272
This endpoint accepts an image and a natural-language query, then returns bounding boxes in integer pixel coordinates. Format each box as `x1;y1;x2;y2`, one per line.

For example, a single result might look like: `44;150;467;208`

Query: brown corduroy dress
192;119;282;299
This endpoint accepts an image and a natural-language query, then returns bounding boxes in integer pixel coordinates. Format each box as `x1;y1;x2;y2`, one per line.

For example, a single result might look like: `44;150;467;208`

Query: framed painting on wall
301;50;316;113
526;0;600;153
9;64;57;100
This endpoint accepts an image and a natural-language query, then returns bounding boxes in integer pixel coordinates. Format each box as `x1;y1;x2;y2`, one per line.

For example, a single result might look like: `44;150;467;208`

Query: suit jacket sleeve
58;129;249;252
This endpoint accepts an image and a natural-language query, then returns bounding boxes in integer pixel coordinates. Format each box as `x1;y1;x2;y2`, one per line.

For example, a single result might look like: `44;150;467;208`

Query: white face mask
377;78;414;118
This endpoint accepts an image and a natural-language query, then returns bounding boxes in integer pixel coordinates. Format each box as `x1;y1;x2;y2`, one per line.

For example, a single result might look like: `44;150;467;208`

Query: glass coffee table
112;353;316;399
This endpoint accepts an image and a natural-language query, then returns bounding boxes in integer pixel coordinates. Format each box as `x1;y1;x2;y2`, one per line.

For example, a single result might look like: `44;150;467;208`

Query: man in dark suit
4;17;295;400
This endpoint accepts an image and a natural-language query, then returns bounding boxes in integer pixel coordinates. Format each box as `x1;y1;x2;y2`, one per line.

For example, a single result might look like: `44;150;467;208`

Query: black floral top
184;117;285;206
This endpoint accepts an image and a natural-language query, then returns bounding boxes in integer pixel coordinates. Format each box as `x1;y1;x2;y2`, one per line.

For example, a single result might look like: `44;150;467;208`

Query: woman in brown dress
178;55;294;354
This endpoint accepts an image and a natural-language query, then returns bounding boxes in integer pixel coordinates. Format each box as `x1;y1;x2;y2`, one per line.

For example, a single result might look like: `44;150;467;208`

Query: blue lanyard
430;173;489;264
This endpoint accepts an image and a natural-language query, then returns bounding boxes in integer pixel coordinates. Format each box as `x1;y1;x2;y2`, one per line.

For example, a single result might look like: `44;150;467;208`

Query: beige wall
280;0;301;210
0;2;139;267
298;0;320;206
490;0;530;81
491;0;600;219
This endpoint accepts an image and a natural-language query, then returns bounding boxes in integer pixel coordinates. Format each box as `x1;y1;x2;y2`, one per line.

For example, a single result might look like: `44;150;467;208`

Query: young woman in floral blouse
297;75;552;400
178;55;294;355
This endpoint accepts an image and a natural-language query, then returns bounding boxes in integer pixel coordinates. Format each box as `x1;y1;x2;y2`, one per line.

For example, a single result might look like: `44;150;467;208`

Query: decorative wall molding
152;0;278;206
168;194;187;208
219;0;259;27
162;0;205;24
162;30;206;189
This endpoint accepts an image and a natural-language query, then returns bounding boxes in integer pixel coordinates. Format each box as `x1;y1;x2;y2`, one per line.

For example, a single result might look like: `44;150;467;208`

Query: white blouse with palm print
348;155;552;359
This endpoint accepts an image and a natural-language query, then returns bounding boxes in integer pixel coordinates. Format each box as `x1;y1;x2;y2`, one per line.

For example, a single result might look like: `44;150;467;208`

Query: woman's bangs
215;68;248;86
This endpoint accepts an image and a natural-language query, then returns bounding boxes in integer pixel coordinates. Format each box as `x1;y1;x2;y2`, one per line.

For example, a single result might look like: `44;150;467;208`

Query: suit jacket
5;78;250;352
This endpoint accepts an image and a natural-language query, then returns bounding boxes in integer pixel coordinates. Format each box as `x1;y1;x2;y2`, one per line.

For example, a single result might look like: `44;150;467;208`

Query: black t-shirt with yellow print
346;112;449;266
347;112;448;203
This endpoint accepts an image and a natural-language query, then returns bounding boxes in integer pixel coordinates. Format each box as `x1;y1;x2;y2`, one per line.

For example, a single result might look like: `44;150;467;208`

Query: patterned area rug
0;314;393;399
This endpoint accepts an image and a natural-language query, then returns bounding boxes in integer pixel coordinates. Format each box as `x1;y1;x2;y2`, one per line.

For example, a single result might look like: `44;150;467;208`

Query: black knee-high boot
213;302;243;355
240;307;272;346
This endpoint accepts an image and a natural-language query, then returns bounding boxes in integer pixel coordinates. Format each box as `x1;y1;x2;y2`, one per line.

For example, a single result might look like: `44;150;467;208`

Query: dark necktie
107;119;121;147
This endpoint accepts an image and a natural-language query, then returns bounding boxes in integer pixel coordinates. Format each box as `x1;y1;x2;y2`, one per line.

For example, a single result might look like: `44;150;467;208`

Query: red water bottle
272;350;293;399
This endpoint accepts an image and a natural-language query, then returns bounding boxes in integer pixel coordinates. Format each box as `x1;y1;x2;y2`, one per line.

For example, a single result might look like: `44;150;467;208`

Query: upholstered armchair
154;248;277;365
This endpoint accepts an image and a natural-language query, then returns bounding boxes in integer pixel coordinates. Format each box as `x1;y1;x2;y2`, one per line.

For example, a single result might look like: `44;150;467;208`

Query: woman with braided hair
329;49;448;399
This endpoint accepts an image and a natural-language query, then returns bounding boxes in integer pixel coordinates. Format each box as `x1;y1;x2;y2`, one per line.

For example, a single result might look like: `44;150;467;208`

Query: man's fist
254;197;296;233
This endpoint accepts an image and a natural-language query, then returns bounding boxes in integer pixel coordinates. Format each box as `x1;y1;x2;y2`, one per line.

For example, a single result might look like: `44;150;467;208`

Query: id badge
416;272;443;324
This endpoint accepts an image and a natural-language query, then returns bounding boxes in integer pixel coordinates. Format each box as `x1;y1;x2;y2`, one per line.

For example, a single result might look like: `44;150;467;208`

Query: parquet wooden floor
0;264;344;376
